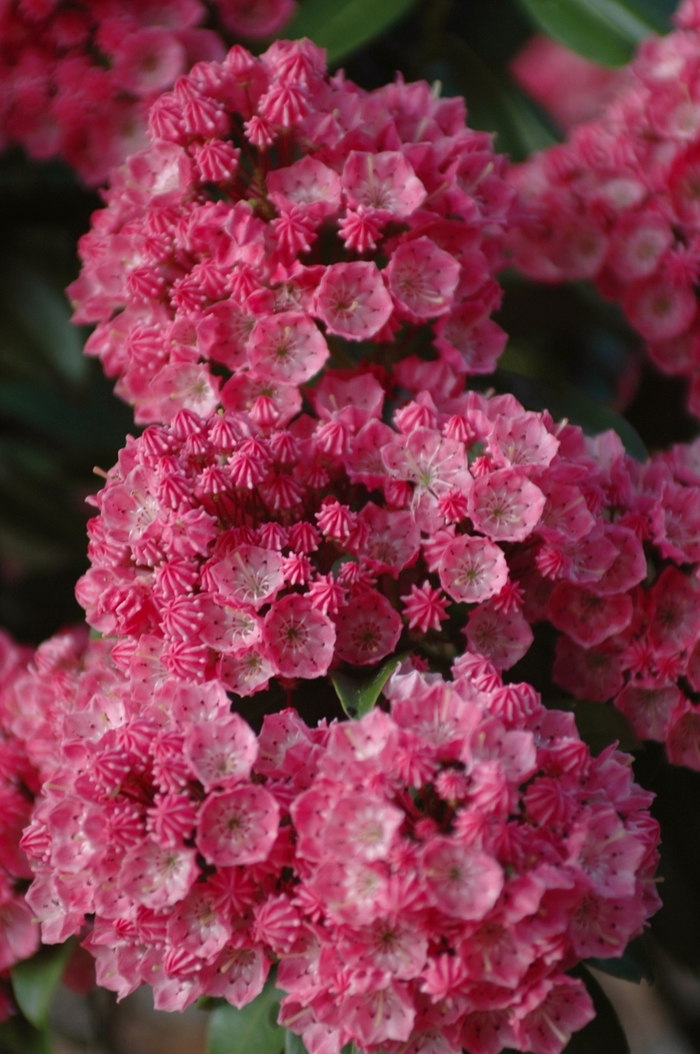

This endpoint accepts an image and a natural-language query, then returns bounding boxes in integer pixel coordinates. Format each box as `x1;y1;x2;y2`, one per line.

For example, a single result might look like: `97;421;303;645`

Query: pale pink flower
314;262;393;341
120;840;199;909
342;151;426;217
196;785;279;865
386;238;460;321
263;594;336;679
438;535;509;605
469;469;545;542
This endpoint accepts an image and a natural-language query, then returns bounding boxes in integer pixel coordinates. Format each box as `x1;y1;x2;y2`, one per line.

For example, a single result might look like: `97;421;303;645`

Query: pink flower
120;840;199;910
314;262;393;340
465;601;533;670
386;238;461;321
196;785;279;865
402;583;449;633
249;312;329;385
184;713;258;790
438;535;509;604
342;151;427;217
333;591;402;666
263;594;336;679
422;838;503;920
469;469;546;542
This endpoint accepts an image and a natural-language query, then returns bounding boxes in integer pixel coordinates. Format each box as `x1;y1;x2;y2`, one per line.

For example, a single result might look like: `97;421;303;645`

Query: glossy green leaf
566;965;630;1054
284;0;418;63
491;369;648;462
571;700;641;755
0;376;134;452
515;0;663;67
0;263;87;386
331;654;404;719
208;978;285;1054
588;935;654;983
0;1014;50;1054
285;1031;308;1054
11;940;73;1029
442;36;557;161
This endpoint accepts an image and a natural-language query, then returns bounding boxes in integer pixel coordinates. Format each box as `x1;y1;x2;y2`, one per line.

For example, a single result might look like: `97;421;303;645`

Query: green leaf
11;940;74;1029
284;0;418;63
515;0;663;67
0;376;134;452
442;36;557;161
208;978;286;1054
331;654;404;718
0;1015;50;1054
0;263;88;386
569;699;641;755
566;965;630;1054
588;935;654;984
491;369;649;462
285;1031;309;1054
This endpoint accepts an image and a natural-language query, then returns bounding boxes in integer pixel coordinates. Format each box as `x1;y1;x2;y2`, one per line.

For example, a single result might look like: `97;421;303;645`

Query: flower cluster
21;630;306;1012
508;0;700;418
279;658;660;1054
67;37;514;423
0;0;295;186
21;637;660;1049
537;432;700;770
72;347;700;774
0;632;45;1019
72;362;599;693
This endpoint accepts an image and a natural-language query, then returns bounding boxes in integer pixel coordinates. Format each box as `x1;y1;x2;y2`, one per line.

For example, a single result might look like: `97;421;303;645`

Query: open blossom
278;658;659;1054
508;0;700;419
0;0;297;188
68;38;514;423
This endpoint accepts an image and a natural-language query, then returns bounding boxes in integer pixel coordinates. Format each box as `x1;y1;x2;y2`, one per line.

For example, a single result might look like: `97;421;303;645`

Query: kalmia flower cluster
72;364;604;693
0;0;295;186
508;0;700;418
75;352;700;769
19;631;305;1012
279;658;660;1054
0;633;45;1018
18;629;660;1054
537;431;700;770
68;38;514;423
